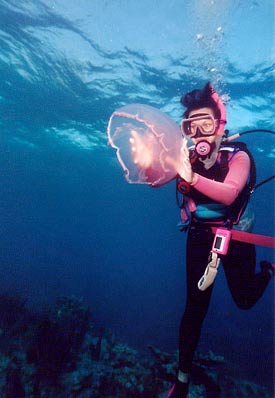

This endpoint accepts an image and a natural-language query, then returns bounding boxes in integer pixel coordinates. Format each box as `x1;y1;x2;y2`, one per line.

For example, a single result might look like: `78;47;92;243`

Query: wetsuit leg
179;226;214;373
222;241;271;310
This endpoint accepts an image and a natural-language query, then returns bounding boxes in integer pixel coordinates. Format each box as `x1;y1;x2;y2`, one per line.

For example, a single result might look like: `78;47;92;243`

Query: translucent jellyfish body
107;104;182;187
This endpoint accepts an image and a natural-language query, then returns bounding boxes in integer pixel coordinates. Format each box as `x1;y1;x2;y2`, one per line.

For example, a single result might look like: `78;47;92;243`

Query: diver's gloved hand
178;138;194;184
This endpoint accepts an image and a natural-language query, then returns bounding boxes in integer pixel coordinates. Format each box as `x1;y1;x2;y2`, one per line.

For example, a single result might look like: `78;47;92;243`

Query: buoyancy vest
186;142;256;226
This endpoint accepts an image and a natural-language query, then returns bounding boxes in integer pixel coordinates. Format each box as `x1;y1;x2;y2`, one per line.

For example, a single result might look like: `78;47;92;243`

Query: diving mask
181;113;219;138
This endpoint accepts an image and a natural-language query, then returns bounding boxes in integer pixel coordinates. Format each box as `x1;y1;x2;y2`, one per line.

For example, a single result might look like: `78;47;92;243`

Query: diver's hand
165;138;194;183
178;138;194;184
129;130;152;168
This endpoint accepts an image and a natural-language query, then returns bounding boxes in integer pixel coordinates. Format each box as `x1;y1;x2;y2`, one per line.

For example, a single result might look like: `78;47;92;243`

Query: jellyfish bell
107;104;182;187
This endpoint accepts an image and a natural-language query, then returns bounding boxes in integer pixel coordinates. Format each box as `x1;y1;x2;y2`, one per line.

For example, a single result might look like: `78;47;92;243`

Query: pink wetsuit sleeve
192;151;250;205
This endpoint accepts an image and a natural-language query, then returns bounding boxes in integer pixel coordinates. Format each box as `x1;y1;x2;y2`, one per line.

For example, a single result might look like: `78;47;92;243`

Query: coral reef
0;294;272;398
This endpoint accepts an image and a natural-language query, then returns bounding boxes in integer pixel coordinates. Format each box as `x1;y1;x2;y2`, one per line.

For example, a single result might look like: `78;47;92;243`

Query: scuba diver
107;81;275;398
167;82;274;398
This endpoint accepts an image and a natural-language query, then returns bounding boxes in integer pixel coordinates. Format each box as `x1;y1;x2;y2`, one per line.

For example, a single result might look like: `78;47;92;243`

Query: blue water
1;0;274;393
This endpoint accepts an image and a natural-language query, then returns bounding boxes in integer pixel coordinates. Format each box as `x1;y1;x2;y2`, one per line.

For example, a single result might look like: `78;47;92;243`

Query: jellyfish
107;104;182;187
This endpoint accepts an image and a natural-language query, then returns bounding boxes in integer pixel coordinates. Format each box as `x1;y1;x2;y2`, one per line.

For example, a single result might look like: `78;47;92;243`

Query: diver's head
180;82;226;139
180;82;227;165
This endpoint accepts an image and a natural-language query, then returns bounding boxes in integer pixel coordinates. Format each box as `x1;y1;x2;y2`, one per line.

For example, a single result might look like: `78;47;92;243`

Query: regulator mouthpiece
195;141;212;157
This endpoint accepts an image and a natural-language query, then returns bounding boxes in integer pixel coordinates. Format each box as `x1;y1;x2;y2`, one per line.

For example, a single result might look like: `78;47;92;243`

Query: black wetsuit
178;150;271;374
179;226;271;373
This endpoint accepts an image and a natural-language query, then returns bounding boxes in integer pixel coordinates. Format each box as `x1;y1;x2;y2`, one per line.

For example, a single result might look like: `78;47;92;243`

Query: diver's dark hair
181;82;221;119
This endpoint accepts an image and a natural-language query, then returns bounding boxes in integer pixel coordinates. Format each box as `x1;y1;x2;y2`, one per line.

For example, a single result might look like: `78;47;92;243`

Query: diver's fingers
180;137;189;157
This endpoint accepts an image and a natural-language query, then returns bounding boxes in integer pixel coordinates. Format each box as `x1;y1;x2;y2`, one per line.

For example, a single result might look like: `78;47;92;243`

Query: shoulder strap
219;144;239;181
219;150;229;181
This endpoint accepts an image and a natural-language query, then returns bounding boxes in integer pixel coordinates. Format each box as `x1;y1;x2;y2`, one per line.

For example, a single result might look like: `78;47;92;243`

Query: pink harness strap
211;227;275;248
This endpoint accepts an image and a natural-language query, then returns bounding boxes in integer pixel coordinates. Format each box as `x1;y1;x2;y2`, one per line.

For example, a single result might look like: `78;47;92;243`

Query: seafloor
0;295;272;398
